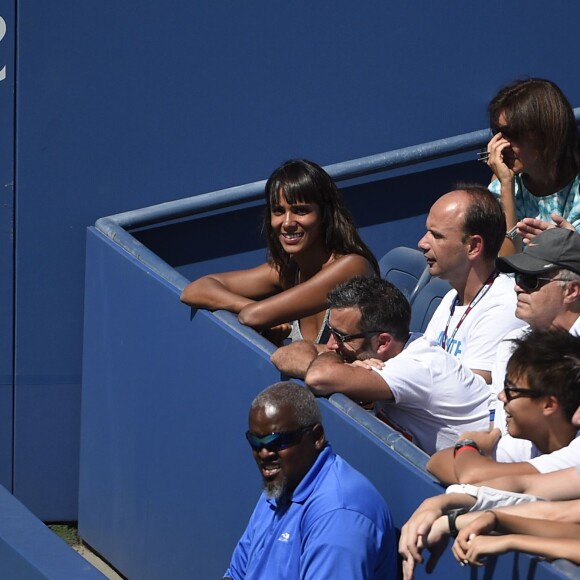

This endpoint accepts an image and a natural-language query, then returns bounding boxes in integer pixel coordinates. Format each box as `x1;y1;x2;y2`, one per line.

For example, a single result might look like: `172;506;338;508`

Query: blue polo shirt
224;445;396;579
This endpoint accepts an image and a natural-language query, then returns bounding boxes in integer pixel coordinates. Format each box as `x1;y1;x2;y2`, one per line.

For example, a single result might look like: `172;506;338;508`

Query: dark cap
496;228;580;275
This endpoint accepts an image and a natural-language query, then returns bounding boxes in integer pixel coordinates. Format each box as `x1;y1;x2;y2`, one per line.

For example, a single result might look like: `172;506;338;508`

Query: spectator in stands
427;228;580;483
487;227;580;452
418;185;525;384
271;277;490;455
485;78;580;254
427;328;580;485
223;381;396;580
399;343;580;579
180;159;378;345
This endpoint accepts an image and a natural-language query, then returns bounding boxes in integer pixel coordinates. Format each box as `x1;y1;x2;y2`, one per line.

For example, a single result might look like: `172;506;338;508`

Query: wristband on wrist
453;438;482;458
454;445;481;458
447;508;467;538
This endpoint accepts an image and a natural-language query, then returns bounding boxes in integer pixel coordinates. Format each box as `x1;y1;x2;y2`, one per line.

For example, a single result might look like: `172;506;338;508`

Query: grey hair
557;268;580;286
251;381;322;427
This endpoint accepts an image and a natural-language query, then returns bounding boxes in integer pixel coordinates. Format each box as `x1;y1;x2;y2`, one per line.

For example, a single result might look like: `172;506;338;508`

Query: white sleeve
527;435;580;473
375;356;432;407
446;484;542;511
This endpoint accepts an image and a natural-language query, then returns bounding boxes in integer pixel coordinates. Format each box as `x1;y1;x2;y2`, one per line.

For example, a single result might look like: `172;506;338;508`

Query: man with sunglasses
419;185;525;385
273;277;490;455
224;381;396;580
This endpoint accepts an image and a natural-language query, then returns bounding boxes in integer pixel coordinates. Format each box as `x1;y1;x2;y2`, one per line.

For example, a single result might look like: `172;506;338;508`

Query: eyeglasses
503;379;546;402
245;426;313;452
327;324;386;344
514;273;566;292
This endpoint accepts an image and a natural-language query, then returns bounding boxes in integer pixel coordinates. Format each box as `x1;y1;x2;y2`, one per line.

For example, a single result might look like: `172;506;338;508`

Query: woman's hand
518;213;575;244
452;510;497;564
261;323;292;346
487;132;516;186
454;535;512;566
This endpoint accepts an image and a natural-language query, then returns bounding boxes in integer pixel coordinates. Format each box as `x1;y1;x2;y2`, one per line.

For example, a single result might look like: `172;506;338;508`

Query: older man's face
514;270;568;329
248;402;321;501
326;307;379;363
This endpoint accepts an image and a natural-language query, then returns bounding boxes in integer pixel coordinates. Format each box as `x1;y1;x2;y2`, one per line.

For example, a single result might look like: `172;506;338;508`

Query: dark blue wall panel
0;0;14;492
13;1;580;519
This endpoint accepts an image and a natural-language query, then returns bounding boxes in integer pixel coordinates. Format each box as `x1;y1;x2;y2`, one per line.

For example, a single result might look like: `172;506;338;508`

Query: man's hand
350;358;384;371
399;505;450;580
399;497;447;578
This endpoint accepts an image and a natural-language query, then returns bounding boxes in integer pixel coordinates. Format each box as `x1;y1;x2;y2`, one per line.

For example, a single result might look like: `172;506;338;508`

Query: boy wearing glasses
223;381;396;580
399;328;580;579
427;328;580;485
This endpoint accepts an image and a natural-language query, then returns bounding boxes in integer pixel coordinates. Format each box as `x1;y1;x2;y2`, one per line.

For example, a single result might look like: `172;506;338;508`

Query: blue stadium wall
2;0;580;522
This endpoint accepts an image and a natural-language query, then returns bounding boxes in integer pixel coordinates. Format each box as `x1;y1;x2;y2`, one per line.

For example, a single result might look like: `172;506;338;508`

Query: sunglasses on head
503;378;546;402
245;426;314;452
327;324;386;344
514;272;565;292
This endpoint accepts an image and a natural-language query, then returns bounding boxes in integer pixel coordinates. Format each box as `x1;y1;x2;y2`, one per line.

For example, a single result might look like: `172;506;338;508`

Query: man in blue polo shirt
224;381;396;580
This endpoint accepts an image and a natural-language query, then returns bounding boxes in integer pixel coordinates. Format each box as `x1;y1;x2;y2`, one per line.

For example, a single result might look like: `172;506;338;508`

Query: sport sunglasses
245;426;314;452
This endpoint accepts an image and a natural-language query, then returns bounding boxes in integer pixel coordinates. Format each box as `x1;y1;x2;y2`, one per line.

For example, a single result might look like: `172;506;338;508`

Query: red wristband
454;445;481;458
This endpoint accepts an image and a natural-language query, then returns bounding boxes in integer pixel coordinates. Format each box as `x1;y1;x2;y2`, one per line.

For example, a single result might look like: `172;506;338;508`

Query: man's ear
375;332;393;355
312;423;326;450
466;234;484;259
563;280;580;305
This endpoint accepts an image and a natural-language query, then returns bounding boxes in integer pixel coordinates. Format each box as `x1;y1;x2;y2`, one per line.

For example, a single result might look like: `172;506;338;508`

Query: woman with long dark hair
180;159;378;344
485;78;580;254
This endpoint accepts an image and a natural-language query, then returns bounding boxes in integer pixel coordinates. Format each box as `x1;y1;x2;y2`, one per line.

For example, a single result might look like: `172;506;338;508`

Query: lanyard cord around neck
440;270;499;352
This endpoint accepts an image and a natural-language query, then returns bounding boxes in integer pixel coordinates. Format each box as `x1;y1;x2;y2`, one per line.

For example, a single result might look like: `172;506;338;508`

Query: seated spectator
272;277;490;455
418;185;525;384
427;329;580;485
489;227;580;445
180;159;378;345
484;78;580;254
223;381;396;580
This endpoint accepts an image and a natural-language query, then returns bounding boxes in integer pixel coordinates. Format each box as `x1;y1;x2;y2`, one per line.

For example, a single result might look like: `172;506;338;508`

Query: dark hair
251;381;322;427
327;276;410;341
507;328;580;421
455;183;507;260
264;159;379;286
488;78;580;185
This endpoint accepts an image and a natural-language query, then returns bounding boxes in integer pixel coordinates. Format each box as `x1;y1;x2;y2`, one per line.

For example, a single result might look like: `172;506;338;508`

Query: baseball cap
496;228;580;275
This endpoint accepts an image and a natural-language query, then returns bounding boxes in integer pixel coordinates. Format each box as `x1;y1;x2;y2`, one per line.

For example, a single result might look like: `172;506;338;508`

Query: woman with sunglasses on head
485;78;580;255
180;159;379;345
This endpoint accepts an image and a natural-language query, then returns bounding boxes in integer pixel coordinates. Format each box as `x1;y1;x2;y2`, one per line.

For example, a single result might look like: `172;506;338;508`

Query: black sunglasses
327;324;386;344
503;379;546;402
245;426;313;452
514;272;566;292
